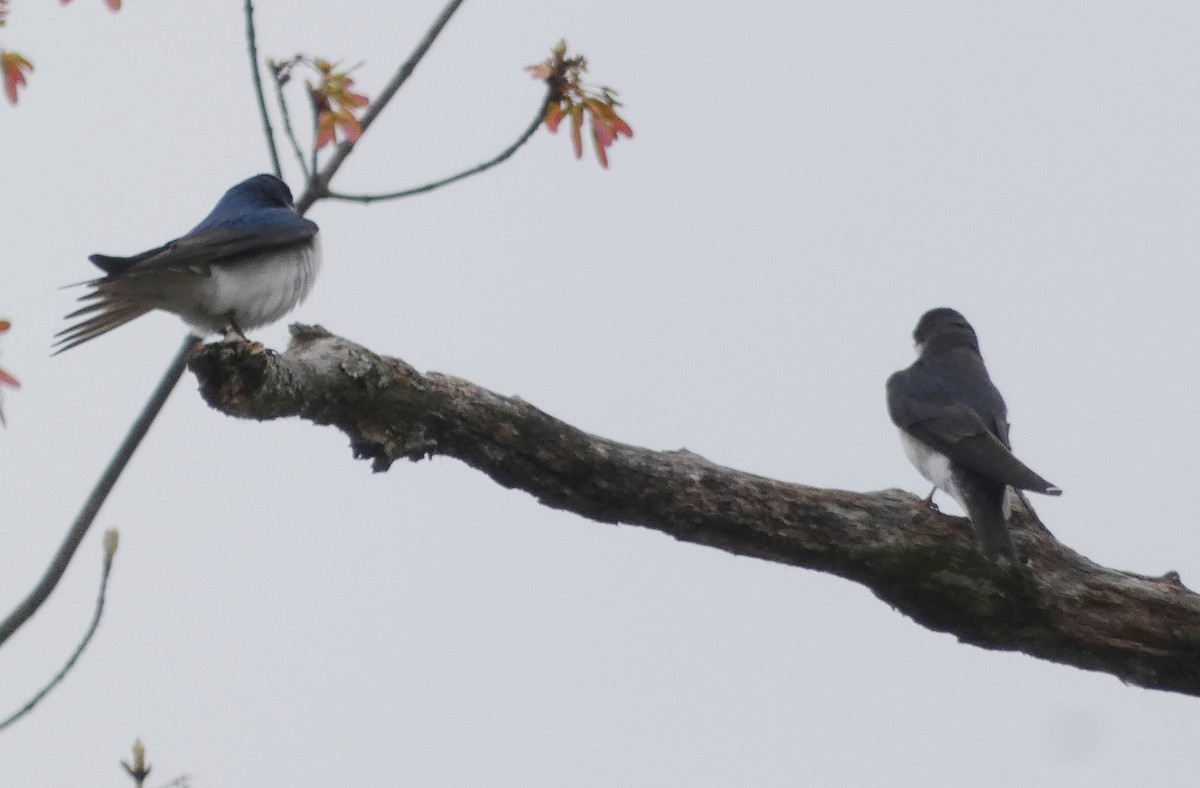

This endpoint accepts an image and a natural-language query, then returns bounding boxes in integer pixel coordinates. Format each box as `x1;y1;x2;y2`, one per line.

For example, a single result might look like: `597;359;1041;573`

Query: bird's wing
89;220;318;277
887;369;1061;494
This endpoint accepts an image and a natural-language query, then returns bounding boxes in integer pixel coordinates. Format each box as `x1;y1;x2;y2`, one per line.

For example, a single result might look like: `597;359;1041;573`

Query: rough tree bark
187;324;1200;698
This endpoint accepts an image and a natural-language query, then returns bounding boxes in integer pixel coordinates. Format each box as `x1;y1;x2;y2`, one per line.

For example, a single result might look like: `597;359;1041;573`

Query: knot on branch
188;339;274;413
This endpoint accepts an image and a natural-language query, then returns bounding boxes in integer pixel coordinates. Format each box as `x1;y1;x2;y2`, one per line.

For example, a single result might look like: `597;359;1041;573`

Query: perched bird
55;174;320;353
886;308;1061;561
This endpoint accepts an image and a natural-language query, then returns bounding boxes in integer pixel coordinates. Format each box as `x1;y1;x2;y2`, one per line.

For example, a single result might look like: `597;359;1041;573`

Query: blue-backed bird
56;174;320;353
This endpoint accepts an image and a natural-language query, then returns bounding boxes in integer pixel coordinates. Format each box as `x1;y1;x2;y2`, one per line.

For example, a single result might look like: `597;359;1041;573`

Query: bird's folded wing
888;377;1060;494
89;222;317;277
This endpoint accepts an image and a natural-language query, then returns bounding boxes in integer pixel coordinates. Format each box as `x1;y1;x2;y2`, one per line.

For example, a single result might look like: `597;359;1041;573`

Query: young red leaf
544;103;566;133
0;319;16;426
315;112;336;148
0;376;12;423
584;100;615;147
588;99;614;120
310;61;370;144
569;103;583;160
340;89;369;109
592;118;610;169
1;51;33;105
593;119;615;150
334;109;362;143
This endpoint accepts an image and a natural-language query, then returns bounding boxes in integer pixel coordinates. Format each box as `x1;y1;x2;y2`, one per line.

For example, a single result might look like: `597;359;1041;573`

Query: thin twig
309;87;320;184
151;777;193;788
0;335;198;649
244;0;281;178
295;0;467;213
271;64;310;179
325;88;552;204
0;539;117;732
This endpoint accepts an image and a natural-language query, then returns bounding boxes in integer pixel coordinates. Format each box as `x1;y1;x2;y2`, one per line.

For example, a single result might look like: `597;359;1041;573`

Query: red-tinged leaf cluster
60;0;122;11
527;40;632;169
1;50;31;104
271;55;371;150
0;320;18;426
312;58;368;148
3;0;120;105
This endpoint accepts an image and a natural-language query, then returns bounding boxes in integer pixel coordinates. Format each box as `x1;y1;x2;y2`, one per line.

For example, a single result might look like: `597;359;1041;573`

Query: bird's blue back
191;174;310;233
917;349;1008;437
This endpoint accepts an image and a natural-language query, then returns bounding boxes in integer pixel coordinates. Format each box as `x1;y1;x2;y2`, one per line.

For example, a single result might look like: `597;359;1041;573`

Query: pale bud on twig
103;528;119;564
121;737;152;784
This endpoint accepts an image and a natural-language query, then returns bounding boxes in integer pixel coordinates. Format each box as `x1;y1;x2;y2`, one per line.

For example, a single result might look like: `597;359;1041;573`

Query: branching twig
269;60;310;179
325;88;553;204
0;531;119;732
0;336;198;649
295;0;467;212
151;777;193;788
244;0;281;179
309;87;320;184
0;0;467;665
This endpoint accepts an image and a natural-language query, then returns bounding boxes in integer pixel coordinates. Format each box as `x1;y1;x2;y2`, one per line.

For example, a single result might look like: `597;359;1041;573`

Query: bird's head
226;173;296;208
912;307;981;356
190;174;300;232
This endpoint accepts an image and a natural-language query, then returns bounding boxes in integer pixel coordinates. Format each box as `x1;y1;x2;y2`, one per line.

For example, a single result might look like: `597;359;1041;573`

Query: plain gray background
2;1;1198;785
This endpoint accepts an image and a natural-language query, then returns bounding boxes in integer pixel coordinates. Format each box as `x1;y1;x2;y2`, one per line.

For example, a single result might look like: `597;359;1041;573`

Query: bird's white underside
897;430;1013;518
178;235;322;335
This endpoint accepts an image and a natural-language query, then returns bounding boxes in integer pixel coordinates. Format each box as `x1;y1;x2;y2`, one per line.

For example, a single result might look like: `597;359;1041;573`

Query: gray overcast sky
2;1;1199;785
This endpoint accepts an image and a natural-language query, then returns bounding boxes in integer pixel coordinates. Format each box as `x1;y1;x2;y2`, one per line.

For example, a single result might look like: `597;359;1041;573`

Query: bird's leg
924;487;940;511
222;317;248;343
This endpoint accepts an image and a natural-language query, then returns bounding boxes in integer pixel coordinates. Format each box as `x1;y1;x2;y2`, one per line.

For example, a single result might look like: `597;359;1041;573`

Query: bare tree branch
0;532;118;732
0;335;198;649
295;0;467;213
325;88;553;204
243;0;281;179
187;324;1200;698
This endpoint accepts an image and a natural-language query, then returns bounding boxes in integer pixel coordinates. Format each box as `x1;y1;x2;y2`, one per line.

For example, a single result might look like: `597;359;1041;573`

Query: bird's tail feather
961;482;1016;562
53;299;151;354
